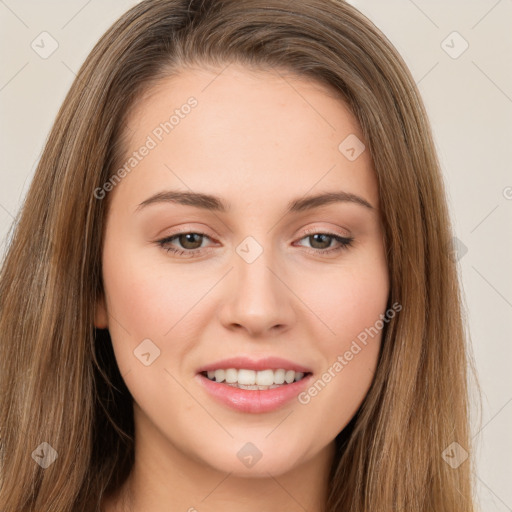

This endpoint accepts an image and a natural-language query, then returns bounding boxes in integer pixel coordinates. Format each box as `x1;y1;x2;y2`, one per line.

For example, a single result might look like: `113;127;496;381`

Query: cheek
100;235;171;373
294;253;389;426
298;339;380;440
101;237;219;377
300;252;389;347
102;238;202;334
103;260;164;335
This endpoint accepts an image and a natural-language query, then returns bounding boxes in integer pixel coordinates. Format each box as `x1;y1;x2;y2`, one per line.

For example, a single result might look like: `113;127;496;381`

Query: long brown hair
0;1;478;510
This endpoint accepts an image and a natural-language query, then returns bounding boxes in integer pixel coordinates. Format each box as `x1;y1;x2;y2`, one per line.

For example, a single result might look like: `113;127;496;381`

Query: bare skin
97;63;389;512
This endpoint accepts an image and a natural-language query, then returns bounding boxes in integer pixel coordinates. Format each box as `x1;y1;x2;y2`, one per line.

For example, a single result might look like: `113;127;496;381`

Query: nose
217;245;296;338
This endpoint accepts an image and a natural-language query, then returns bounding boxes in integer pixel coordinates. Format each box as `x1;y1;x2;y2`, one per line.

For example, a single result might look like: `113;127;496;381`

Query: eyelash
156;228;354;258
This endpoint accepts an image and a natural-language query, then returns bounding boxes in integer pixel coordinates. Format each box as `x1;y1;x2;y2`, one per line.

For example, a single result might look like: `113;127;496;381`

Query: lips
196;356;312;374
195;356;314;413
195;371;313;413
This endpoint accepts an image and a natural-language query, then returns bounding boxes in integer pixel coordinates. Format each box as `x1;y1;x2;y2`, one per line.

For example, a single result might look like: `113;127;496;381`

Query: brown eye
308;233;333;250
295;231;354;256
157;231;213;257
174;233;205;250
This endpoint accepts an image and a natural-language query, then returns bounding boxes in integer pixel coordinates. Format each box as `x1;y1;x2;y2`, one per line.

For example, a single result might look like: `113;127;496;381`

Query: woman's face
96;64;389;477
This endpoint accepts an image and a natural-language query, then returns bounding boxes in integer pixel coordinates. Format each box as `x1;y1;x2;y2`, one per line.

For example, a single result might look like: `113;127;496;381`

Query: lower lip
195;373;313;413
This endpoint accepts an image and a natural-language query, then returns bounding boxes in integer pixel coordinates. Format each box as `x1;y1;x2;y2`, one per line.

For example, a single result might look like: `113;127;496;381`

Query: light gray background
0;1;511;510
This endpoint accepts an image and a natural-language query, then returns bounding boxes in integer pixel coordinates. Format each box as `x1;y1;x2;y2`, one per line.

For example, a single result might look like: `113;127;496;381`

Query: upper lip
197;356;312;374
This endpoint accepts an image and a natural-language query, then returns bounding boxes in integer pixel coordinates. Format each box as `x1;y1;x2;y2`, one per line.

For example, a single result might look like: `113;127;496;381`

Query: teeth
274;369;285;384
239;369;256;385
204;368;307;386
256;369;273;386
225;368;237;383
285;370;295;383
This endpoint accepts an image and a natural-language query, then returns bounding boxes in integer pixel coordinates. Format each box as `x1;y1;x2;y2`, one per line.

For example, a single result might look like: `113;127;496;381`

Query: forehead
113;63;378;213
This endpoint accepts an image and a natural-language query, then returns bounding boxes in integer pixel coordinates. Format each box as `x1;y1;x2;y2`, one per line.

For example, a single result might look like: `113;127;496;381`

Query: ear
94;293;109;329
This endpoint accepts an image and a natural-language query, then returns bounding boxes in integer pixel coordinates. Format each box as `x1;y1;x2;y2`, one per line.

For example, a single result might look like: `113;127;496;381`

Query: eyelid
156;224;354;259
300;225;352;239
156;224;350;244
157;224;218;239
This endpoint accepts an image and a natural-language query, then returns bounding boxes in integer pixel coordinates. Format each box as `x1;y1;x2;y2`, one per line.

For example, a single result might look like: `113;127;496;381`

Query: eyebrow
135;189;374;214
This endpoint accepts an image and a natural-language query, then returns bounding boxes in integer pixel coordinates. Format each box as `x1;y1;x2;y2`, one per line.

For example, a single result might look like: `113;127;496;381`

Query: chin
212;455;302;478
193;437;311;478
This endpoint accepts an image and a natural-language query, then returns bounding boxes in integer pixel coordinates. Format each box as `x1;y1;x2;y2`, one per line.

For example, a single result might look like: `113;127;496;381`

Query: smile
201;368;308;390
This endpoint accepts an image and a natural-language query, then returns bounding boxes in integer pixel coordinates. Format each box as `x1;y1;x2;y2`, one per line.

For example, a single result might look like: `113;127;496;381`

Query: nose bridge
235;235;281;307
218;235;294;335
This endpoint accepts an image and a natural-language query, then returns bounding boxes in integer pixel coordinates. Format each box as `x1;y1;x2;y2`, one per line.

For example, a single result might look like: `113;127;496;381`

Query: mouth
199;368;312;390
195;356;314;412
195;366;314;413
